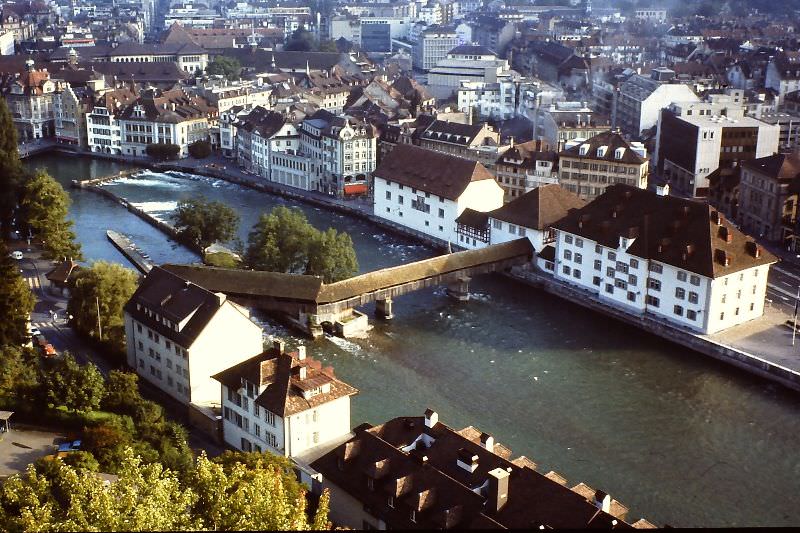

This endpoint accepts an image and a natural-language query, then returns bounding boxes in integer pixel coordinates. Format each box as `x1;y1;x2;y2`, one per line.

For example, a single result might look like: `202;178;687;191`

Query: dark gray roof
448;44;496;56
488;184;585;230
123;266;235;347
559;131;647;165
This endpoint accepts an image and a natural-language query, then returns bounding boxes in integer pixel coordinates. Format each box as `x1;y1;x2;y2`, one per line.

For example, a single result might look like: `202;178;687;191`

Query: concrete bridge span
161;238;533;337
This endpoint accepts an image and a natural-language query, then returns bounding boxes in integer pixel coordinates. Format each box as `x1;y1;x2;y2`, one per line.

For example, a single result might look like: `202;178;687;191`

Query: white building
427;45;512;96
123;266;264;407
300;109;377;197
0;30;13;55
117;88;216;158
412;26;460;71
765;52;800;105
615;69;699;138
656;101;780;197
373;144;504;244
634;9;667;22
213;340;358;457
455;184;585;268
551;185;777;334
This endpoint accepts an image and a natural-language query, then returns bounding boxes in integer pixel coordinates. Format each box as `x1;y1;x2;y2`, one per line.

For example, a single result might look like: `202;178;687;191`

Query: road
16;246;224;456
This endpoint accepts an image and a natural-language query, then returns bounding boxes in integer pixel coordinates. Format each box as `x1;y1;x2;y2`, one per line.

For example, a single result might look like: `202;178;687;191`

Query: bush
188;140;212;159
203;251;240;268
145;143;181;161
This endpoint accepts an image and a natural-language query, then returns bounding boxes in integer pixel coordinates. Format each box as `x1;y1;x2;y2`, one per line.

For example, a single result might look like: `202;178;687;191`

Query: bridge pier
375;297;394;320
446;276;471;302
306;314;324;339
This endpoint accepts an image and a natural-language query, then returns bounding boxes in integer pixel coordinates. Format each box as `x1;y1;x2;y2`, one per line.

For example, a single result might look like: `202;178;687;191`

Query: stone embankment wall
509;267;800;393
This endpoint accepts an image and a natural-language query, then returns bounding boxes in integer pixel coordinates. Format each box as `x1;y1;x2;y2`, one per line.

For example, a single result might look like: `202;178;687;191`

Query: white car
29;327;42;337
10;251;23;260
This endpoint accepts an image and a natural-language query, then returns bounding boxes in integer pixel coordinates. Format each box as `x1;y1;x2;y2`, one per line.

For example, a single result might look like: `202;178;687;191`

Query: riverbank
54;149;800;393
509;267;800;393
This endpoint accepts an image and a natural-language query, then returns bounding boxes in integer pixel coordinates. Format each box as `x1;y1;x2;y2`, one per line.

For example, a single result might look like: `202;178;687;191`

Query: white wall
221;384;285;454
641;84;699;136
285;396;352;458
705;266;769;334
188;301;264;406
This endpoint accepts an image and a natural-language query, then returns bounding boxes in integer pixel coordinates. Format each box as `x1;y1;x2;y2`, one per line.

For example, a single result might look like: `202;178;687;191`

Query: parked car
10;250;23;260
29;327;42;337
56;440;82;455
42;344;57;357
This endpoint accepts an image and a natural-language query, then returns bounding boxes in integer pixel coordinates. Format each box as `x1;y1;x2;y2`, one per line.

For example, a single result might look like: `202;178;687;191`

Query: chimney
297;345;306;360
480;432;494;453
424;408;438;428
273;339;285;354
487;467;510;513
214;292;226;306
299;365;307;380
457;448;479;473
594;490;611;513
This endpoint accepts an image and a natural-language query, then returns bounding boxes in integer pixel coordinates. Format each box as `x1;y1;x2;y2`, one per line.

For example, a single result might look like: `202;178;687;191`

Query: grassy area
7;404;116;433
203;251;241;268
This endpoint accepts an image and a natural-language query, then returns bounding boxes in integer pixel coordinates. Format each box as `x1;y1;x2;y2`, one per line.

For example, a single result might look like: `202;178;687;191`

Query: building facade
738;153;800;243
123;267;264;407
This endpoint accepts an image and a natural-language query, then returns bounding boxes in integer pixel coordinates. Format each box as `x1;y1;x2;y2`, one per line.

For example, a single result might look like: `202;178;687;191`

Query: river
26;153;800;527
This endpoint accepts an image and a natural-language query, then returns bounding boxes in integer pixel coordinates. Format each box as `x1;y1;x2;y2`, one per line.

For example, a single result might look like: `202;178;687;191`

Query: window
690;275;700;286
574;269;581;279
255;424;261;437
595;244;602;253
493;219;502;230
675;287;685;299
574;253;582;264
608;251;616;261
439;208;444;218
266;411;276;426
630;258;639;269
564;250;572;260
385;190;391;200
165;340;171;350
398;195;403;205
593;276;601;286
629;274;637;285
607;267;615;277
575;238;584;248
615;279;627;290
562;265;571;275
627;291;636;302
677;271;687;282
750;302;755;311
616;261;629;273
674;305;684;316
648;278;661;291
687;310;697;321
137;324;142;333
147;330;153;340
735;307;740;316
153;333;160;343
138;341;143;351
688;292;698;304
594;259;602;271
139;358;144;368
646;295;660;307
720;312;725;320
565;235;573;244
605;283;614;294
649;263;663;274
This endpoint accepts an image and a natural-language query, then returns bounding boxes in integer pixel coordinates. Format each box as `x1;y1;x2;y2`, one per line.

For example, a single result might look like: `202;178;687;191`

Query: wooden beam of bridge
161;238;533;314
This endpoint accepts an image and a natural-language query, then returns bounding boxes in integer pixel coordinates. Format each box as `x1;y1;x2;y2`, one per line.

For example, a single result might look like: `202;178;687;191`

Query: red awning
344;183;368;195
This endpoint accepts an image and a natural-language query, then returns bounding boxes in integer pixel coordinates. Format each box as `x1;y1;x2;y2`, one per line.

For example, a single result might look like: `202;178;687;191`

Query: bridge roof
161;239;533;305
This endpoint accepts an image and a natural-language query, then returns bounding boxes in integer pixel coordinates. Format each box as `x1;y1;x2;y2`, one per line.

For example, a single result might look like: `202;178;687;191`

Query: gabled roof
123;266;238;348
236;105;287;138
552;185;777;278
212;346;358;417
420;120;487;147
488;184;586;231
373;144;496;200
742;153;800;183
559;130;647;165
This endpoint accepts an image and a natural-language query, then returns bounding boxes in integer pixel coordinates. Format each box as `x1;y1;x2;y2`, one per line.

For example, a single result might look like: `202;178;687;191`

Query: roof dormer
614;147;625;160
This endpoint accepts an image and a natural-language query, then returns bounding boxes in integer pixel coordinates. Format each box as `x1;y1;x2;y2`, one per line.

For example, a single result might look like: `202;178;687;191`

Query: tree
307;228;358;282
101;371;141;415
0;448;331;531
172;195;240;250
146;143;181;161
188;139;212;159
0;97;23;237
206;56;241;81
285;26;314;52
67;261;138;353
245;206;317;273
40;353;105;412
19;169;82;261
0;345;39;406
0;242;35;346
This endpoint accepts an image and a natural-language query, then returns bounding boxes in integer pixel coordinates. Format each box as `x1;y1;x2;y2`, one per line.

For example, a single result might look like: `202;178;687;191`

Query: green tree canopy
67;261;139;352
307;228;359;283
172;195;240;250
146;143;181;161
0;345;39;406
245;206;358;281
206;56;242;81
0;97;23;237
0;242;35;346
101;370;141;415
0;448;331;532
40;353;105;412
19;169;82;261
188;139;212;159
